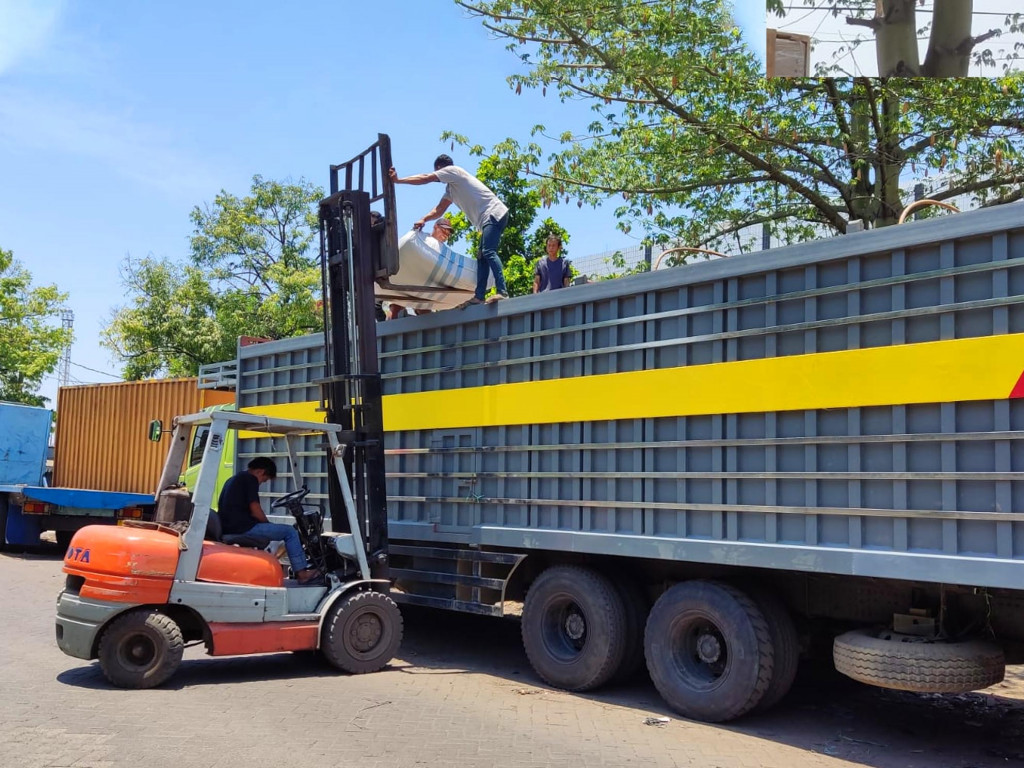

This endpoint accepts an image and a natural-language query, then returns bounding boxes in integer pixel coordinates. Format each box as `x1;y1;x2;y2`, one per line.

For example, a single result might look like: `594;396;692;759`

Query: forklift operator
218;457;322;585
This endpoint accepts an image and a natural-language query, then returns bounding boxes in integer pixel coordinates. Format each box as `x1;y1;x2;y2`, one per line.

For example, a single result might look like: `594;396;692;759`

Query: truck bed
232;202;1024;591
2;485;154;509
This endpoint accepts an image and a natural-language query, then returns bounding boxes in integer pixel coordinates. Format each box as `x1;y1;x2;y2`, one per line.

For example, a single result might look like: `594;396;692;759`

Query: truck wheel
322;590;403;674
833;628;1005;693
611;577;649;684
645;580;774;722
521;565;626;692
748;588;800;712
97;609;183;689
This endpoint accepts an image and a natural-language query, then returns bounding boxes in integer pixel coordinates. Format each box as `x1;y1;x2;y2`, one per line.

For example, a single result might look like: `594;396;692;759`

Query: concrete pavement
2;548;1022;768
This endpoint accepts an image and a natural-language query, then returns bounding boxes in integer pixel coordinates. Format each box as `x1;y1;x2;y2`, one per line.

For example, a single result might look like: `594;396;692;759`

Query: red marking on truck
1010;370;1024;399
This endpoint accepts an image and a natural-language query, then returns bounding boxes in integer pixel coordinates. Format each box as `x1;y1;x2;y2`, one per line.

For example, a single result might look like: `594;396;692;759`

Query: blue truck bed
2;486;155;509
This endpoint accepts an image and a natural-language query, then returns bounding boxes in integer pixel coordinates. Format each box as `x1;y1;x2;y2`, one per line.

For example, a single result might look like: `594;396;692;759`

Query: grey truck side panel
236;203;1024;589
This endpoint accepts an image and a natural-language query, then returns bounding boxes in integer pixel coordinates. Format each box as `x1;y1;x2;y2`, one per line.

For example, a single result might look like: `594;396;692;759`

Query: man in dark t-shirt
217;457;321;584
533;234;571;293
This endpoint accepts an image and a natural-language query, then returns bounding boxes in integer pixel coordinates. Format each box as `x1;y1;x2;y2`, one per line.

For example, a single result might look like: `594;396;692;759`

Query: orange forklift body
64;525;285;602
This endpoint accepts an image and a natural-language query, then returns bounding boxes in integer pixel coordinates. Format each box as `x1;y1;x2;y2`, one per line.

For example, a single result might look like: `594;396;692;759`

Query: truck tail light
117;507;143;519
22;502;50;514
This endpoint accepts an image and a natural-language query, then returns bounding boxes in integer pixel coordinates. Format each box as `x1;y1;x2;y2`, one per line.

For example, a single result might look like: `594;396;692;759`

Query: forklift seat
205;510;273;550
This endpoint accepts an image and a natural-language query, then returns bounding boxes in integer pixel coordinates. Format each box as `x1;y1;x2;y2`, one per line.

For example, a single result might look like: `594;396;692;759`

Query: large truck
0;401;154;550
0;379;233;550
211;176;1024;721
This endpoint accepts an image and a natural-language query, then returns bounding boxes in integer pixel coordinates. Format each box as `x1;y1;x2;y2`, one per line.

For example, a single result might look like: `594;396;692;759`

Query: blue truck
0;401;155;551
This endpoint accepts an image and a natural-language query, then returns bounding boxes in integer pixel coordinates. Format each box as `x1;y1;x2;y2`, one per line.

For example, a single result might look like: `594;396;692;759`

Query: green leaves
104;176;324;379
457;1;1024;255
0;248;70;406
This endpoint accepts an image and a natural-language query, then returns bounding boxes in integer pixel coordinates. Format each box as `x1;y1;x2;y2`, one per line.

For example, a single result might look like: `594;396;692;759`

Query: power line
69;362;123;382
780;4;1016;14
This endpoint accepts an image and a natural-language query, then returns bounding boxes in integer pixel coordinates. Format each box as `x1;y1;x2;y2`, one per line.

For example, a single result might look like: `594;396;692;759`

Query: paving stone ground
3;548;1022;768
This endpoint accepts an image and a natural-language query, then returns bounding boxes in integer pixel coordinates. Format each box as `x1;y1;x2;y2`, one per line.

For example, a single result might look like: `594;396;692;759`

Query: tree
457;0;1024;255
502;253;537;297
102;256;227;379
104;176;324;378
768;1;1023;77
0;248;71;405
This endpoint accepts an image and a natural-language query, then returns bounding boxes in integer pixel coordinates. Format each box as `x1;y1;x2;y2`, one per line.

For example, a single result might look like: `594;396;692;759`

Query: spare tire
833;628;1005;693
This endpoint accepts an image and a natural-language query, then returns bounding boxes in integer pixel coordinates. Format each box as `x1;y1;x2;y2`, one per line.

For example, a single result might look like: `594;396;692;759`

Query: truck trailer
0;401;154;550
1;379;233;549
208;180;1024;722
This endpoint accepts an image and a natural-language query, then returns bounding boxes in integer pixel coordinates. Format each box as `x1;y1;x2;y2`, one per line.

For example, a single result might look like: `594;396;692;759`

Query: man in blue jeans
217;457;321;584
390;155;509;305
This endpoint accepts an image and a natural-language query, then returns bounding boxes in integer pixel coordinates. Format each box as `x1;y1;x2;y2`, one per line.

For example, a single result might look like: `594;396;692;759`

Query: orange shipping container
53;379;234;494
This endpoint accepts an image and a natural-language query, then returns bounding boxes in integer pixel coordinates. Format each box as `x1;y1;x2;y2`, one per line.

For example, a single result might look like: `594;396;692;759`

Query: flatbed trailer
1;484;153;550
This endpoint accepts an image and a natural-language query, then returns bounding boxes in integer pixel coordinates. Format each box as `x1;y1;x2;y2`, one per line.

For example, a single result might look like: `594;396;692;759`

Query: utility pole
58;309;74;388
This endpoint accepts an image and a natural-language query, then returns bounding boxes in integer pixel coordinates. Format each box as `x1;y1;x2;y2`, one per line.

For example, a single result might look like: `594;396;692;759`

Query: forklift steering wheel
270;486;311;509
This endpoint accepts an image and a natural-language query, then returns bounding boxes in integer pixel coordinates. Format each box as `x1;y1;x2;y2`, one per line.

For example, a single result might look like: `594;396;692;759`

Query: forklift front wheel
97;608;184;689
322;590;403;674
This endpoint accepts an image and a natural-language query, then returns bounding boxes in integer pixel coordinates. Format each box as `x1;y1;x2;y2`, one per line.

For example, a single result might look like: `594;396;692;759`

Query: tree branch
929;174;1024;202
552;76;660;105
695;210;829;248
846;16;880;30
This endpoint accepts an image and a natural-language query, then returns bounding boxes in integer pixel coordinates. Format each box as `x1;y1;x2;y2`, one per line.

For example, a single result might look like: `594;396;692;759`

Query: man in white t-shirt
390;155;509;305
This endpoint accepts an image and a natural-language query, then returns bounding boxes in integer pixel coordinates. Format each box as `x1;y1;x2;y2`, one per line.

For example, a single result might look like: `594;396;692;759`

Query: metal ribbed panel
53;379;232;494
235;204;1024;587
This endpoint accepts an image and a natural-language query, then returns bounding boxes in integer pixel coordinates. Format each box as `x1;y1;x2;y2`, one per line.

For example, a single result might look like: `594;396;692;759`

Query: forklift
55;136;404;688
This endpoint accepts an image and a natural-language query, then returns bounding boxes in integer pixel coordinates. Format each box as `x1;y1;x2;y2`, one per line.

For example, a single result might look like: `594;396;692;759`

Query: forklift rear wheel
97;608;184;689
322;591;403;674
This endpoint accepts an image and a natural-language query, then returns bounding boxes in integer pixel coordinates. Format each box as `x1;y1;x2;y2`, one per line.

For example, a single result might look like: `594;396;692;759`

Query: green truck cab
175;405;237;507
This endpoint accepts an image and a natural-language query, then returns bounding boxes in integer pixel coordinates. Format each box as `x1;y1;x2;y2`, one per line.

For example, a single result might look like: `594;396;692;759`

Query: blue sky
0;0;765;406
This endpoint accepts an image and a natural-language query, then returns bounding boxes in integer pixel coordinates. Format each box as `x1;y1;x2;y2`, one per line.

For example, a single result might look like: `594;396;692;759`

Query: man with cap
430;216;453;243
390;156;509;306
217;457;322;584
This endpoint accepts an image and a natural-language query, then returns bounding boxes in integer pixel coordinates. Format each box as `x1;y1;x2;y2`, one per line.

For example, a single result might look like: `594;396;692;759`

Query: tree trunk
923;0;974;76
847;81;878;226
873;89;904;228
874;0;920;76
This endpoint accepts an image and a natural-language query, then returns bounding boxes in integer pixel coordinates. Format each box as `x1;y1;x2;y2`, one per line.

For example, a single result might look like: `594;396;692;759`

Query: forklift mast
318;134;400;578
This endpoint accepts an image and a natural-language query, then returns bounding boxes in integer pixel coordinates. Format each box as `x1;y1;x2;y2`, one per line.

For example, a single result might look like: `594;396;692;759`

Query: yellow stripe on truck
242;334;1024;432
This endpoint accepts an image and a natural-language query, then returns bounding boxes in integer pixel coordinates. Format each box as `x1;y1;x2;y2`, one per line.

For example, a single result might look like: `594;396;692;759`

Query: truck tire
611;577;649;684
645;580;774;722
521;565;626;692
322;590;403;674
833;628;1005;693
748;588;800;712
97;608;184;689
